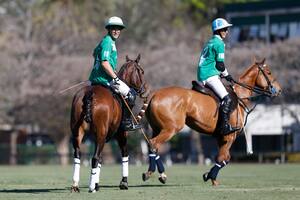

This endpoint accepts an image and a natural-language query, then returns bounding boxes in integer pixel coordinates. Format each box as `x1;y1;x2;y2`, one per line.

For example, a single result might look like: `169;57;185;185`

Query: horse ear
126;55;130;62
252;56;257;64
136;54;141;63
261;58;266;64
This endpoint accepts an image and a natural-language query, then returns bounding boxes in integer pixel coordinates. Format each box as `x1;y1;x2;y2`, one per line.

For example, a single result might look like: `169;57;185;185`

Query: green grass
0;164;300;200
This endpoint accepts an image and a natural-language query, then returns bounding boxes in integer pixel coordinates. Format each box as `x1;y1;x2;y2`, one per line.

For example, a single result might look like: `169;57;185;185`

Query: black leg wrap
155;156;165;173
208;161;228;180
148;153;156;172
91;158;99;169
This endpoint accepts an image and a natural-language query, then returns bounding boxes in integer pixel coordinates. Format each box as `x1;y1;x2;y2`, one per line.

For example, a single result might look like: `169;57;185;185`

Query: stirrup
122;122;143;131
222;124;240;135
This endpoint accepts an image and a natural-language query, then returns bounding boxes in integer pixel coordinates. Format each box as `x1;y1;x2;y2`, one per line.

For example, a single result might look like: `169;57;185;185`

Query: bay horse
141;58;281;186
70;54;148;192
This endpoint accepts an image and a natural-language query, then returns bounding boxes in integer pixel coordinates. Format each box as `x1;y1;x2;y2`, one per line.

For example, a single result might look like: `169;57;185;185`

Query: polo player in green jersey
197;18;239;135
88;16;141;131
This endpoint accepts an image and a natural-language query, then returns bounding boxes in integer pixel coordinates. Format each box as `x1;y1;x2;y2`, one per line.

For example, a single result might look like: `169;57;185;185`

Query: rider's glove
224;74;234;82
110;77;130;97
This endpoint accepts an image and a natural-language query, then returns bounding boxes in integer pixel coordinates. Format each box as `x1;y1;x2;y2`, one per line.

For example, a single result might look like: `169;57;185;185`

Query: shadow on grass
0;184;179;194
0;188;66;194
101;184;179;188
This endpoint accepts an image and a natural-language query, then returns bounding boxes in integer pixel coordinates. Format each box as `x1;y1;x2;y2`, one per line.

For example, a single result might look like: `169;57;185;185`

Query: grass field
0;164;300;200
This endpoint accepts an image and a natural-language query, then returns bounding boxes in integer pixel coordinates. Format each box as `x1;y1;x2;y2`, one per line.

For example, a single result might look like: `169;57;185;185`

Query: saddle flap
191;80;238;113
191;80;210;95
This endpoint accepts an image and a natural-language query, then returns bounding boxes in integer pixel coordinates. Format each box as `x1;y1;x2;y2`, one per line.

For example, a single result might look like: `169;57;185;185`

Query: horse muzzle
269;85;282;97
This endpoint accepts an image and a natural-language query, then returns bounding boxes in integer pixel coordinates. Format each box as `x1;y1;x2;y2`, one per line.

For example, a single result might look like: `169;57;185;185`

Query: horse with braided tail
138;59;281;186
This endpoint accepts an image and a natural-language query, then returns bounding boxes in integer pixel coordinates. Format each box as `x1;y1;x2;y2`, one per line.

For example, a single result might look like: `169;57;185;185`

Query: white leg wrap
89;167;98;192
122;156;129;177
72;158;80;186
95;163;101;184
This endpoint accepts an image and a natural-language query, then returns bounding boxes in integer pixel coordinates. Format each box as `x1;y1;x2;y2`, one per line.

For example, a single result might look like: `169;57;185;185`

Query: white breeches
202;75;228;99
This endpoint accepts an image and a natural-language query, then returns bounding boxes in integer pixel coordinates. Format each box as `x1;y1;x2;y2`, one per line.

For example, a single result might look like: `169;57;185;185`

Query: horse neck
235;65;259;102
118;66;131;85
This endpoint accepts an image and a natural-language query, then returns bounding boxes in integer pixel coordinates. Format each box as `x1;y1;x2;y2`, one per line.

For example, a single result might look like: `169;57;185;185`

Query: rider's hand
225;75;234;82
110;77;130;96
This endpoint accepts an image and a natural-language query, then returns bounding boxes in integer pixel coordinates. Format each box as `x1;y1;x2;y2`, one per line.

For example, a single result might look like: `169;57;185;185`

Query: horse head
239;58;282;98
253;59;282;97
118;54;149;98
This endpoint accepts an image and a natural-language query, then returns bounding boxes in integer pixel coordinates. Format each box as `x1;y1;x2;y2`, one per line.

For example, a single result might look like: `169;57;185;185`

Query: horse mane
239;57;265;79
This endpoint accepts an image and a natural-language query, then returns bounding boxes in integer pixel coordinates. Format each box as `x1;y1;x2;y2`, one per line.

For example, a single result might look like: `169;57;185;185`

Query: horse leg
71;126;85;193
116;131;129;190
89;140;105;193
143;128;176;184
203;135;235;186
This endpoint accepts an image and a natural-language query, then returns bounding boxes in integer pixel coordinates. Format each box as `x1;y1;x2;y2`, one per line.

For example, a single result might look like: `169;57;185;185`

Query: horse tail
82;88;93;123
136;90;155;123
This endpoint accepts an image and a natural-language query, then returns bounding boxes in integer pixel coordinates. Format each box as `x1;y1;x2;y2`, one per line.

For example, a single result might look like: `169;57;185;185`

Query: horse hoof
212;179;219;186
119;181;128;190
88;189;96;193
142;172;151;181
95;183;100;191
71;186;80;193
158;173;167;184
202;172;209;182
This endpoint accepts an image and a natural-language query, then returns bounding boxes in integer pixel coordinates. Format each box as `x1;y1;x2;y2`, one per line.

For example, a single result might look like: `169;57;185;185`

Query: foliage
0;0;299;162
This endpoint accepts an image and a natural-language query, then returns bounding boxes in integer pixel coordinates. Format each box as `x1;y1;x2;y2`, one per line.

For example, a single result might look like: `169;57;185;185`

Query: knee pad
126;88;137;107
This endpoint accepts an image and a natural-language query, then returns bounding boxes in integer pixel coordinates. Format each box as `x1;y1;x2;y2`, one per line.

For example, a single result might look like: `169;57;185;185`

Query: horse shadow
0;184;179;193
0;188;65;194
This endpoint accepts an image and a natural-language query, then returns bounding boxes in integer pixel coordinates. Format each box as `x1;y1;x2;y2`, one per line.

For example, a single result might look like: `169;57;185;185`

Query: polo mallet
58;80;89;95
120;95;152;148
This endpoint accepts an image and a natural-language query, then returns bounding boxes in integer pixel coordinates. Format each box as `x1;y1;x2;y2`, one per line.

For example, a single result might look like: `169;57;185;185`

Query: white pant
202;75;228;99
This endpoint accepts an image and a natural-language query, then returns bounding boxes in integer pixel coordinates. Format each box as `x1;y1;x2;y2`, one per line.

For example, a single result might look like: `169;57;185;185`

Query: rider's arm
216;61;229;76
216;61;225;72
101;61;118;79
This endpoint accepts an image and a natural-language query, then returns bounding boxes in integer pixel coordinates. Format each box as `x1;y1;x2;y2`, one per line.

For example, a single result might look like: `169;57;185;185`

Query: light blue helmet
212;18;232;32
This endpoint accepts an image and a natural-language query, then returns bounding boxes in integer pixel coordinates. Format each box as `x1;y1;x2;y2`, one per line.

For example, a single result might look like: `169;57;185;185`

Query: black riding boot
121;89;142;131
219;95;239;135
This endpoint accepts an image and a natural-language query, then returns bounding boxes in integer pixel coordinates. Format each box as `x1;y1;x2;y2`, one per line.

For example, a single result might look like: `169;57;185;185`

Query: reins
230;63;276;127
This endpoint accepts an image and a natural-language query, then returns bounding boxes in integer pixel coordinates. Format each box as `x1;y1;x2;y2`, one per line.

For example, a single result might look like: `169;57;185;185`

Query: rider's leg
204;76;239;135
121;88;142;131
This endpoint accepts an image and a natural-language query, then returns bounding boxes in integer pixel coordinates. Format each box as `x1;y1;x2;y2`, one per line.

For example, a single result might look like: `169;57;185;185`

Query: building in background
225;0;300;45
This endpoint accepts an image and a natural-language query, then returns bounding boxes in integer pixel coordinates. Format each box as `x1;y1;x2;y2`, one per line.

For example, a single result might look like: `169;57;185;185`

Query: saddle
191;80;238;113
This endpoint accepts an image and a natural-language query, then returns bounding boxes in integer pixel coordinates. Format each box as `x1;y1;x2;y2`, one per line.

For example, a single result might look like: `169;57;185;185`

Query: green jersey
88;34;118;85
197;35;225;81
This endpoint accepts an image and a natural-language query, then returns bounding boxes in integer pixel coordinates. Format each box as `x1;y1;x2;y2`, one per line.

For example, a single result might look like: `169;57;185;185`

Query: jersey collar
213;34;223;41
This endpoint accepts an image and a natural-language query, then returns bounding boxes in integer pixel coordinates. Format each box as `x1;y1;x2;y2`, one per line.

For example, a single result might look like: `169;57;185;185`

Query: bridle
232;63;278;99
119;60;147;96
231;63;278;127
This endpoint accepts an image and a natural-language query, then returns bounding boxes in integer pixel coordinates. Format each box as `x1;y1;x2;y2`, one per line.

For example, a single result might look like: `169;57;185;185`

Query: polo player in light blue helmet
197;17;239;136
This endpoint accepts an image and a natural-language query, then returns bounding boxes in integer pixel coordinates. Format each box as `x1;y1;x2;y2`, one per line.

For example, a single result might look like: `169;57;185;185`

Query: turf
0;164;299;200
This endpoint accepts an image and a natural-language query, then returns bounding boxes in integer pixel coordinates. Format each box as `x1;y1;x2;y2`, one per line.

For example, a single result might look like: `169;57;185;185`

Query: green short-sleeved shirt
88;34;117;85
197;35;225;81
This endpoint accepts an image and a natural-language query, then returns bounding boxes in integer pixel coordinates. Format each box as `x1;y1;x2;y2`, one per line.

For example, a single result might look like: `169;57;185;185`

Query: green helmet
105;16;126;29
